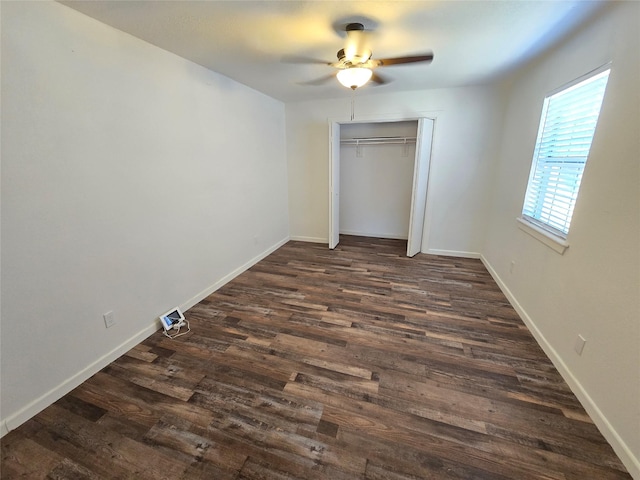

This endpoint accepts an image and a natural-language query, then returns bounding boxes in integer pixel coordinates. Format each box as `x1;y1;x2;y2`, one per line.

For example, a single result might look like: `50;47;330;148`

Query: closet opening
329;117;434;257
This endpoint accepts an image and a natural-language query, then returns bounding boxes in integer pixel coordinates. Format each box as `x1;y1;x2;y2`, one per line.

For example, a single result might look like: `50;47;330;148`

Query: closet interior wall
339;121;418;240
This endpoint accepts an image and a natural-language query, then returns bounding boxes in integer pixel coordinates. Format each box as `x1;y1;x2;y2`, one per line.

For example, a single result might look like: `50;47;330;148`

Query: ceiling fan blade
370;72;390;85
281;54;331;65
297;73;336;86
374;53;434;67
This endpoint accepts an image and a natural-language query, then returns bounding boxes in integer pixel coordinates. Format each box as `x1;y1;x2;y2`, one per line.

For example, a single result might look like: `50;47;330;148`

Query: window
521;67;610;243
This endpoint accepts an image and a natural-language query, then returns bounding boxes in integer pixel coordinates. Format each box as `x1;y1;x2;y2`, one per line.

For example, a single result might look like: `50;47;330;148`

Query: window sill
516;217;569;255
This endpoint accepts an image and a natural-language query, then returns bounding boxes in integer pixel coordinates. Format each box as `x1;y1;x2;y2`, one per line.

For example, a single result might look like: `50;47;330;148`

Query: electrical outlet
574;334;586;355
103;311;116;328
510;261;516;274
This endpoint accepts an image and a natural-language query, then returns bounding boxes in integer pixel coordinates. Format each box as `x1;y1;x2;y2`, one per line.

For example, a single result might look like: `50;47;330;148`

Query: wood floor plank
29;404;187;479
1;436;64;479
1;236;631;479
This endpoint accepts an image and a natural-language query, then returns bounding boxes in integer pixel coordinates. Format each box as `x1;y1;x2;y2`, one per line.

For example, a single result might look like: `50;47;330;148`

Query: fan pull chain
350;90;356;121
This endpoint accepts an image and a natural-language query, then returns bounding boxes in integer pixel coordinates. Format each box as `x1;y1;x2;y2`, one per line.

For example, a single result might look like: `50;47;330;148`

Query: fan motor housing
336;48;372;66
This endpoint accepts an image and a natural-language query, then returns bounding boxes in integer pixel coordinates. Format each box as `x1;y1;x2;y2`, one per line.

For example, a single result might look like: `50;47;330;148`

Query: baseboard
1;321;159;437
338;230;408;240
288;235;326;244
0;236;290;439
181;236;290;311
1;420;9;437
425;248;481;259
480;255;640;479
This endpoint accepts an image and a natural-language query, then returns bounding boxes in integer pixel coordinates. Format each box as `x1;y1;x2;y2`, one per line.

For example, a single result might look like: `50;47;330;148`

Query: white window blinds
522;68;610;237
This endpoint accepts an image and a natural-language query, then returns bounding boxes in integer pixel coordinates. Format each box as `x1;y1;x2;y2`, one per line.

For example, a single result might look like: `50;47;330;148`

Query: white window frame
518;64;611;254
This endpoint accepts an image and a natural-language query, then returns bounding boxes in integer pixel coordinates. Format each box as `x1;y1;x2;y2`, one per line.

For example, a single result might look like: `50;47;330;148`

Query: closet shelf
340;136;417;146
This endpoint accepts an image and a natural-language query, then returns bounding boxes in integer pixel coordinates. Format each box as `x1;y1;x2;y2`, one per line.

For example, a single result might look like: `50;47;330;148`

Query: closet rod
340;136;417;146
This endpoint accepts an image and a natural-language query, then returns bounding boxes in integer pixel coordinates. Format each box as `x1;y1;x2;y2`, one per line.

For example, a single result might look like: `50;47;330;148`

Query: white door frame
328;114;435;254
329;121;341;249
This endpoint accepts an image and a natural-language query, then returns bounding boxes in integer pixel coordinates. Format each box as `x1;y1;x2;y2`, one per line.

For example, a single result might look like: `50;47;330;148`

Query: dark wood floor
1;236;631;479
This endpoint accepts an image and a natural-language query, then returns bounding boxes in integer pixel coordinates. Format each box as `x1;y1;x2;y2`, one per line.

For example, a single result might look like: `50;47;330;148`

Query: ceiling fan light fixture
337;67;372;90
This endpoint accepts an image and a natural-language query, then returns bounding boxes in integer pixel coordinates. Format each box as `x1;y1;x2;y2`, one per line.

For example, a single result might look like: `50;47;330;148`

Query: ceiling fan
296;22;434;90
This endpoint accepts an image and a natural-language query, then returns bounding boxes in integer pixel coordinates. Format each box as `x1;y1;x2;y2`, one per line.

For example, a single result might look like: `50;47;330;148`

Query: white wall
286;85;504;255
0;1;288;432
482;2;640;476
340;121;417;239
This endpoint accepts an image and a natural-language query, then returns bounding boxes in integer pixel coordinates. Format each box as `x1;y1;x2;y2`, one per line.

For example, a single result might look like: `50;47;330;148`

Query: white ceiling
59;0;606;103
